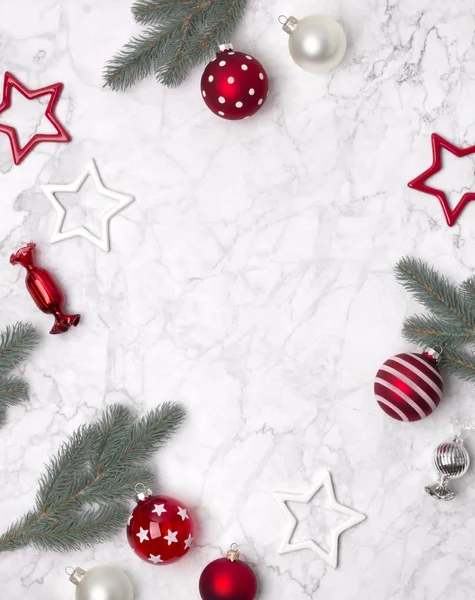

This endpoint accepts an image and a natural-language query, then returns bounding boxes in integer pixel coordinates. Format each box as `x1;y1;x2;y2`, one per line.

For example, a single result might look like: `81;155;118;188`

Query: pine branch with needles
0;323;39;428
103;0;247;90
0;402;185;552
396;257;475;383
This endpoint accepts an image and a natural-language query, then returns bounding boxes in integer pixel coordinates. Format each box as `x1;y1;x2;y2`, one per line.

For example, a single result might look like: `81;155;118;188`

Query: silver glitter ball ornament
425;439;470;501
279;14;347;73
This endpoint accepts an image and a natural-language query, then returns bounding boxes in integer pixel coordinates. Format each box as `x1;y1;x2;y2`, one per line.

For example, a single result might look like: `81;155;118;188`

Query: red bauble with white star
201;44;269;120
127;488;195;565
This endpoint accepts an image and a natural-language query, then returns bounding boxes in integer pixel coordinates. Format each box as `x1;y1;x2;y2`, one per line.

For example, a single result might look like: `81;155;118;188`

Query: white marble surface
1;0;475;598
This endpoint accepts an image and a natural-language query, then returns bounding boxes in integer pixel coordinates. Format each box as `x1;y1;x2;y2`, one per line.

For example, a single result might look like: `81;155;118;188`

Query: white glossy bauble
75;566;134;600
284;15;347;73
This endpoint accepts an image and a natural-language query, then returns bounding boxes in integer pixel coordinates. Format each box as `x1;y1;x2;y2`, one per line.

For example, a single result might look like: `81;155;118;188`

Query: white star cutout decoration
136;527;150;544
184;534;194;549
163;529;178;545
274;470;366;568
148;554;163;564
41;158;134;252
152;503;167;516
177;507;188;521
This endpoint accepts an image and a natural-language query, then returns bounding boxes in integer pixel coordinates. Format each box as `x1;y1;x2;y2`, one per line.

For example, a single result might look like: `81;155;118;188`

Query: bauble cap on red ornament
201;44;269;120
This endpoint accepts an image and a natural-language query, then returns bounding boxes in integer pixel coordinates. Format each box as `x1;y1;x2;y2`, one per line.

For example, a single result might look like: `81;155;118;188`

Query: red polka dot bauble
127;487;195;565
201;44;269;120
199;544;257;600
374;348;443;422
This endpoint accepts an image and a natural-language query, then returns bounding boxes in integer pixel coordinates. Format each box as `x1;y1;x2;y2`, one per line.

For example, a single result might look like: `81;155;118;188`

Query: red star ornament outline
0;71;71;165
408;133;475;227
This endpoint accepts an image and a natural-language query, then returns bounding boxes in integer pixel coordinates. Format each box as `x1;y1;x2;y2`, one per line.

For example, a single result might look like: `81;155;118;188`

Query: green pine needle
104;0;247;90
132;0;197;27
395;257;475;332
0;323;38;429
401;314;475;349
0;403;185;553
440;348;475;384
0;323;39;376
396;257;475;385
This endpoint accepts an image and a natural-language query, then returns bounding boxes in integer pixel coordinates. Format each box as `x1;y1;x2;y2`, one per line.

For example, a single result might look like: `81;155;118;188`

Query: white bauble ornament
68;566;134;600
279;14;347;73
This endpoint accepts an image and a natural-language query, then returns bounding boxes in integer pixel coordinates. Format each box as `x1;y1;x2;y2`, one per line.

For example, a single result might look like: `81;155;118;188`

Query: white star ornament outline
274;470;366;569
41;158;134;252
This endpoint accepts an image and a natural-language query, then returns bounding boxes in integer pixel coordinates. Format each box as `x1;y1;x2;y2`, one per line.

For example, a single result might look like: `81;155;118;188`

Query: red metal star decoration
408;133;475;227
0;71;71;165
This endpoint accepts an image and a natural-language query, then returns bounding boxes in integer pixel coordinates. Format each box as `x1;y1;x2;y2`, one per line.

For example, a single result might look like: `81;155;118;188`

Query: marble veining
2;0;475;598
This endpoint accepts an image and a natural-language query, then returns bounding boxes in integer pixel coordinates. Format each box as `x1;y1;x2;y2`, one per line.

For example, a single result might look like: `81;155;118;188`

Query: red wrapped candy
10;243;80;335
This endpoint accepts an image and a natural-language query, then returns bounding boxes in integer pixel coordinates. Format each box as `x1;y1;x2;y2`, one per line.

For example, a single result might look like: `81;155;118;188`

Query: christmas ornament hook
65;566;75;576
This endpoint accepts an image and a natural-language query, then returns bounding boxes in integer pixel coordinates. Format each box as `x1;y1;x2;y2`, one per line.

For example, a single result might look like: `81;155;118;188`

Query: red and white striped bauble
374;349;443;422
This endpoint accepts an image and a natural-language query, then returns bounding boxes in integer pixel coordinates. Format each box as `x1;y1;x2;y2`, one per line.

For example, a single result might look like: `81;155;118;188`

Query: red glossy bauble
201;44;269;120
199;545;257;600
374;348;443;422
10;243;80;334
127;489;195;565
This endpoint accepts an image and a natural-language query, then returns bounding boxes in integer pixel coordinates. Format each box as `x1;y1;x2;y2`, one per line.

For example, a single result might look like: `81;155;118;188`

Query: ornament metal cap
226;543;240;562
66;566;86;586
218;43;233;52
278;15;299;34
423;347;442;362
134;483;153;502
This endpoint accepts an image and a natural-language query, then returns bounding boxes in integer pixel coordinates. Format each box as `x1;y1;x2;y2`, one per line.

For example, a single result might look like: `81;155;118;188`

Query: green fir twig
103;0;247;89
396;257;475;385
395;257;475;332
0;402;185;553
0;323;38;427
440;348;475;384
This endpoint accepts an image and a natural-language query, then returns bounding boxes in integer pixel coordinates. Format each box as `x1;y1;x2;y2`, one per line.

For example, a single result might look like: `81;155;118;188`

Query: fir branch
402;314;475;349
0;323;38;376
0;323;38;429
440;348;475;384
460;275;475;309
0;402;185;553
0;375;31;427
103;0;247;90
132;0;198;27
395;257;475;332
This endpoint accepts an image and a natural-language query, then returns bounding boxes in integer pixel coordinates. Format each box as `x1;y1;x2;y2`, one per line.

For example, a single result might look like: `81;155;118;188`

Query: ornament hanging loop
134;483;145;494
279;15;299;34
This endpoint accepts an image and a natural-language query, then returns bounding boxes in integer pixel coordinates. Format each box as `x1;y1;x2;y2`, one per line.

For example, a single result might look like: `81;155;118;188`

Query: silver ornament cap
425;439;470;501
134;482;153;502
